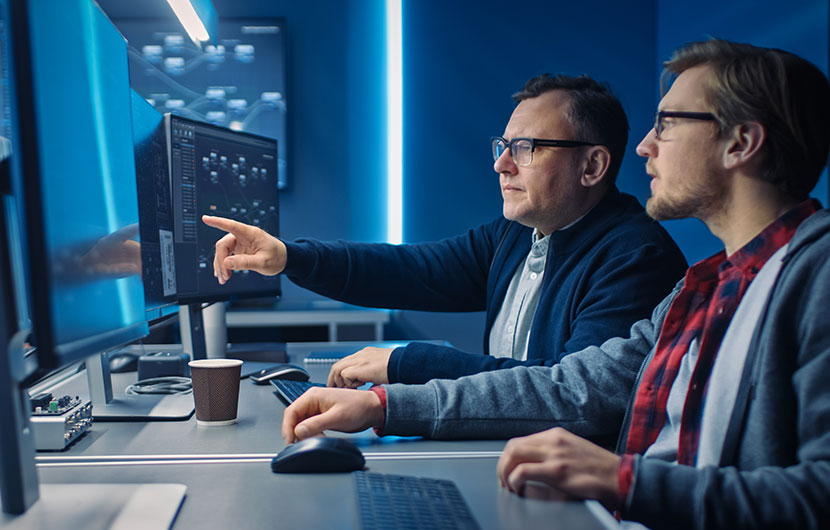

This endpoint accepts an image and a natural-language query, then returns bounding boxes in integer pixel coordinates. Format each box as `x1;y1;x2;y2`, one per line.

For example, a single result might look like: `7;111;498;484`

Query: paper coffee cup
189;359;243;426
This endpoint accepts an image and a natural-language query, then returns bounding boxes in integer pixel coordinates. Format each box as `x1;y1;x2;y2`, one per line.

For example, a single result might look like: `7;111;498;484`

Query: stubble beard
646;177;722;222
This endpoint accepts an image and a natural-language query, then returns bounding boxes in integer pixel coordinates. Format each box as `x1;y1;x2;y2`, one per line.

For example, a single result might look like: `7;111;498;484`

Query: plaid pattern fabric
623;200;819;466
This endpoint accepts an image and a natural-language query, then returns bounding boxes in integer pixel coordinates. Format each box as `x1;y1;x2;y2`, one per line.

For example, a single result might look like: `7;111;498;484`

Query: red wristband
368;385;387;435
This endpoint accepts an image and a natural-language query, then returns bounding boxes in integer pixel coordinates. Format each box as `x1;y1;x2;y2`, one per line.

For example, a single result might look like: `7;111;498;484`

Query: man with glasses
283;39;830;529
204;74;686;390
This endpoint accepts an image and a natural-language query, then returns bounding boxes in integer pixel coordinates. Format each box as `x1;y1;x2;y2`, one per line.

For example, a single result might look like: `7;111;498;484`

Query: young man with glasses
204;74;686;390
283;39;830;529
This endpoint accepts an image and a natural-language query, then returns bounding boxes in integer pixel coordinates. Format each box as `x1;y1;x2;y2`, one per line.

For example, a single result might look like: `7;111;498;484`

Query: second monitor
167;114;281;304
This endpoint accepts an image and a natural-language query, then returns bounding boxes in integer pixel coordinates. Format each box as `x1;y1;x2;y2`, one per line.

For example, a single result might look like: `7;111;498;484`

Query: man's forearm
381;308;664;441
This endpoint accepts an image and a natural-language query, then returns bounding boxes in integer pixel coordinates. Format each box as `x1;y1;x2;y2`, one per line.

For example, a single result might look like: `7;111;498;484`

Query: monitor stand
179;303;209;360
1;483;186;529
86;352;194;421
85;302;218;421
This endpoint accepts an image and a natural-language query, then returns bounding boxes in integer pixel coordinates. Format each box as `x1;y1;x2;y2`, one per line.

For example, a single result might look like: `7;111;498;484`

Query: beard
645;171;724;222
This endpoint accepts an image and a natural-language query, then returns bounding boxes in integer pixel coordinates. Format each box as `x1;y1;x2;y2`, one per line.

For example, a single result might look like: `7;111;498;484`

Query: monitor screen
113;17;289;190
168;114;280;303
7;0;148;371
131;90;178;323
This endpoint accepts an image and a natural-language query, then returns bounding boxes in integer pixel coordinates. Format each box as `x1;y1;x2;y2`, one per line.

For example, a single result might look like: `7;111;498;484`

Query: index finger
497;439;528;487
202;215;260;239
327;358;350;387
281;392;319;443
497;442;549;491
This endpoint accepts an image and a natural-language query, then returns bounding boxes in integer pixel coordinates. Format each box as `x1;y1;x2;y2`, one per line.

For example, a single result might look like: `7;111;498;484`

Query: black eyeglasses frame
653;111;718;140
491;136;597;166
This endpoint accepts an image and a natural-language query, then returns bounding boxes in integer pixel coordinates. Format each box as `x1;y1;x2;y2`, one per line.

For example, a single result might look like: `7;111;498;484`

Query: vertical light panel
386;0;403;244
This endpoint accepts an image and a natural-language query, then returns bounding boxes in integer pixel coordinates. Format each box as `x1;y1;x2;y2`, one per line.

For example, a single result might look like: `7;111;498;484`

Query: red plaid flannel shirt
618;199;819;503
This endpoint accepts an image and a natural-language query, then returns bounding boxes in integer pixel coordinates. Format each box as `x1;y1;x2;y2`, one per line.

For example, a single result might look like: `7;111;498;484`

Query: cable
125;376;193;396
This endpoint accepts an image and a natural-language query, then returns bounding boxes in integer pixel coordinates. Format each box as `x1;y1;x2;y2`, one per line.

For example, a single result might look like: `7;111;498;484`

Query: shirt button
529;272;538;280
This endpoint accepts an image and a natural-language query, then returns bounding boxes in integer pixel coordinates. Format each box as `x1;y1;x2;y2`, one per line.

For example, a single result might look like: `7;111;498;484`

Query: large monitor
0;0;185;520
12;0;149;373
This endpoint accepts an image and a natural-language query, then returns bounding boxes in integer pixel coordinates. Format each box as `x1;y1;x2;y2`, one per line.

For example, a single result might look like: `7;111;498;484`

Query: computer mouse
271;437;366;474
250;363;310;384
109;353;140;373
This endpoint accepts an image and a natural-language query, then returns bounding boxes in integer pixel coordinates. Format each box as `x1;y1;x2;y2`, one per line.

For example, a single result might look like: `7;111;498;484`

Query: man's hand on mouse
327;347;394;388
202;215;287;284
282;387;384;444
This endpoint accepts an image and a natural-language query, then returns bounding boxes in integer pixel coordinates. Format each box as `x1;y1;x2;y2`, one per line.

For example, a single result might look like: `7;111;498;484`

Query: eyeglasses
653;110;718;140
491;136;597;167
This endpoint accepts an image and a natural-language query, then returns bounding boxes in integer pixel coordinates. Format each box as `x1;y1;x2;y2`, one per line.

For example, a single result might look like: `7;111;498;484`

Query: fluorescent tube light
386;0;403;244
167;0;211;44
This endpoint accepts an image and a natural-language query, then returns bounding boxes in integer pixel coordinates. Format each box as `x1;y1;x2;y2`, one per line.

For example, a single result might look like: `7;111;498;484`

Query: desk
47;341;499;458
18;342;616;529
32;458;616;529
226;307;390;341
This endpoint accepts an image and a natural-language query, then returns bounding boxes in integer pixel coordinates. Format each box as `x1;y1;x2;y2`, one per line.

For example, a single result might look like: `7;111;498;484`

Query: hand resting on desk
327;347;394;388
496;427;622;510
282;387;384;444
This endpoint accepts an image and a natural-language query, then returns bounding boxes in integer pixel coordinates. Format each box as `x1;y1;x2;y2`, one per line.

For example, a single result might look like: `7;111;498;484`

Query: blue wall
402;1;657;243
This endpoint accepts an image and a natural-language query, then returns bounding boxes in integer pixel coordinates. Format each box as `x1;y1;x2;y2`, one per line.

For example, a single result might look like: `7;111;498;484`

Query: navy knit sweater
282;187;687;384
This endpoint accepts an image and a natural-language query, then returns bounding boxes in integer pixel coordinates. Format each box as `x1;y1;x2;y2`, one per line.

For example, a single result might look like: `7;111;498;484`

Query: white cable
125;376;192;395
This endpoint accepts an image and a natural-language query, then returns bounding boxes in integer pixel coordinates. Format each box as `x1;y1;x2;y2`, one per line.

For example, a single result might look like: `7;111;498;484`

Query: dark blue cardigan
282;187;687;384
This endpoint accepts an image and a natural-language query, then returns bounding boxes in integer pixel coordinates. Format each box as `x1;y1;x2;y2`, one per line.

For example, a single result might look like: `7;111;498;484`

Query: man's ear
723;121;766;170
581;146;611;188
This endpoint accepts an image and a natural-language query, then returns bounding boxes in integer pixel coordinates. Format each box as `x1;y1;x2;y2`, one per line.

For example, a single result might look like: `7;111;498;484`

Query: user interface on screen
168;114;280;303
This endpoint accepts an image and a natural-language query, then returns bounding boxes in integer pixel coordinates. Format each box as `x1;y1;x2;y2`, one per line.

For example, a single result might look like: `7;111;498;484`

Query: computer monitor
132;90;179;323
167;113;281;303
167;113;280;359
11;4;149;373
0;0;185;519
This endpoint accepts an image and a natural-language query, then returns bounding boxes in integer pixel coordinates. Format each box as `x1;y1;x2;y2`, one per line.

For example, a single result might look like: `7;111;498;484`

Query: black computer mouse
109;353;140;373
270;437;366;473
250;363;310;384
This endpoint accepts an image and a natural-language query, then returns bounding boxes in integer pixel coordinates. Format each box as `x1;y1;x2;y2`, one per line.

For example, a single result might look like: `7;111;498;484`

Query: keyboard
270;379;326;404
354;471;480;530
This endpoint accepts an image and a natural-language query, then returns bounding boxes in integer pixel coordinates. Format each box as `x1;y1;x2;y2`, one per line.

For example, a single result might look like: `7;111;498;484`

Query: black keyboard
355;471;480;530
270;379;326;404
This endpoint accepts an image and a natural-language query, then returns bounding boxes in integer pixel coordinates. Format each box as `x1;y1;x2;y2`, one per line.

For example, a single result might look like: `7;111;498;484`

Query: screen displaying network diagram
114;18;288;189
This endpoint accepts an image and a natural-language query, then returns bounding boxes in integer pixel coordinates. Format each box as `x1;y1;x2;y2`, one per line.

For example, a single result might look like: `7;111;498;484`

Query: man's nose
494;148;517;174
